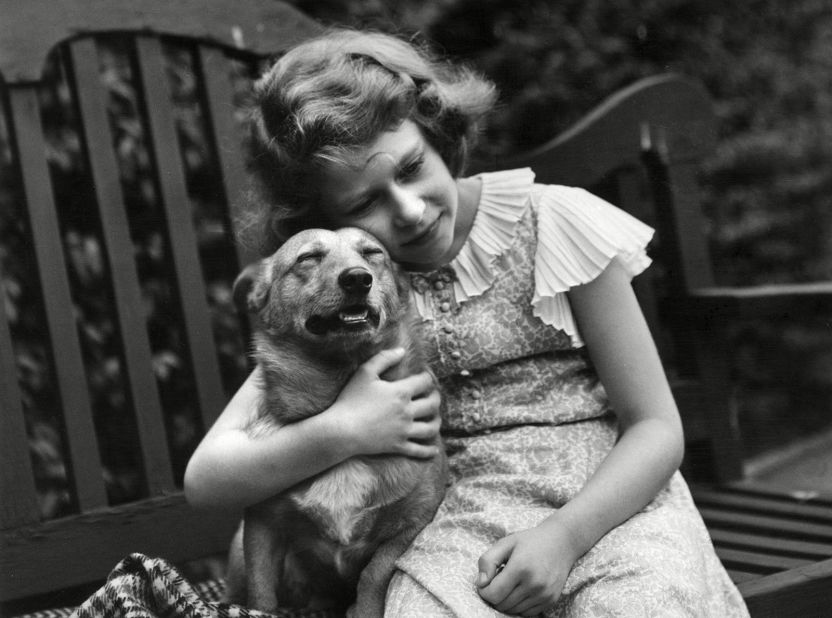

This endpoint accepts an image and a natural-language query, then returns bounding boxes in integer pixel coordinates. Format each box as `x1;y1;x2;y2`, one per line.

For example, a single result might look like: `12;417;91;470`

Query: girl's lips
402;215;441;247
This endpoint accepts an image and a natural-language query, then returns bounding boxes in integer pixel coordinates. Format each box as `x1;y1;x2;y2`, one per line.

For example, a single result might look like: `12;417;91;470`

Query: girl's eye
350;199;375;216
398;154;424;180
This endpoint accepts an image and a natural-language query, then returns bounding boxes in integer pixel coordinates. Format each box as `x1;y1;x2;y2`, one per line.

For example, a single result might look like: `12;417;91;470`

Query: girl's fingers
494;582;530;614
516;600;551;616
410;390;441;421
361;347;406;376
399;441;440;459
477;537;514;591
397;370;436;397
408;421;439;442
486;577;523;612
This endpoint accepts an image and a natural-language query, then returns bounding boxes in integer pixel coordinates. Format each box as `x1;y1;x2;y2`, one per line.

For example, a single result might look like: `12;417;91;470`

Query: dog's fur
225;227;446;616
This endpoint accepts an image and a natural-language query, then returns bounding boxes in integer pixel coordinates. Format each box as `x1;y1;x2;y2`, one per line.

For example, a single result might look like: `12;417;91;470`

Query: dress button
471;412;482;422
450;350;461;360
433;281;445;291
439;302;451;312
470;390;482;400
443;324;454;334
459;369;471;377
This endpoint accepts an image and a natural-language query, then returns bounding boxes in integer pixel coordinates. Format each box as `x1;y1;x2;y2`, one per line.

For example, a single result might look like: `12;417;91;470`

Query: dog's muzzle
304;304;381;335
338;267;373;294
305;267;380;335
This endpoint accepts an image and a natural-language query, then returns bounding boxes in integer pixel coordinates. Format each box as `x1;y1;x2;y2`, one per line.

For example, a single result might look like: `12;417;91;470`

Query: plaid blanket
47;554;342;618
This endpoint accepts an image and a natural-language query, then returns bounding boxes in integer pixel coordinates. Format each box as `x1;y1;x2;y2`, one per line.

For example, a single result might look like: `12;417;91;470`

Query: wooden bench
1;1;831;616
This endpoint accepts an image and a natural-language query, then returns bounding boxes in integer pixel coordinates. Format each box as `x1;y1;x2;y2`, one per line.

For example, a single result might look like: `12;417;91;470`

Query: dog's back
227;228;445;615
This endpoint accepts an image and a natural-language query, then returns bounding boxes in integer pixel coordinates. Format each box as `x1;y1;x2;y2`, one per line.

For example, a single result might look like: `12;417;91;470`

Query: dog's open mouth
305;304;381;335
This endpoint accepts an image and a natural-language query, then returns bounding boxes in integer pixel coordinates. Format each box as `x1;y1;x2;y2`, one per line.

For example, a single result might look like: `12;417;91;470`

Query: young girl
185;29;749;617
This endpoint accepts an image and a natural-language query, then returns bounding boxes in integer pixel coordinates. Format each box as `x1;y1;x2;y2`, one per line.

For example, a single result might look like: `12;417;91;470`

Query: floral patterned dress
385;169;749;617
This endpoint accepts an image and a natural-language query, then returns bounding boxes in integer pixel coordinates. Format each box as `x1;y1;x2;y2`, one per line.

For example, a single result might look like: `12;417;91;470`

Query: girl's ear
233;261;269;314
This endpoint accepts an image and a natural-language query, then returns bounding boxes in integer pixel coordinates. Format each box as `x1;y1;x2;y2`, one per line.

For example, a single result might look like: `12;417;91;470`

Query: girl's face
316;120;461;271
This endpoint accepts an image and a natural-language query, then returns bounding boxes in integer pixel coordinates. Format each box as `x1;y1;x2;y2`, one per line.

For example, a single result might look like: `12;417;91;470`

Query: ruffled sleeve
531;185;654;347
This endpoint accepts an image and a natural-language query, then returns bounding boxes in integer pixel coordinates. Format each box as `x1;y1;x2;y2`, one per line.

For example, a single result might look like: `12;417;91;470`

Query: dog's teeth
339;309;369;324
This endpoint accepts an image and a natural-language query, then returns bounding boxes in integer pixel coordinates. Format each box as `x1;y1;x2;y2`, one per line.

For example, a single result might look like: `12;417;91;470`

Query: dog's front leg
350;530;419;618
223;523;247;604
244;510;284;612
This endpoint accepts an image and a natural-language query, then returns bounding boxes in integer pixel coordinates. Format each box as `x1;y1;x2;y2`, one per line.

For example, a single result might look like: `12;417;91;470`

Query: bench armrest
662;282;832;323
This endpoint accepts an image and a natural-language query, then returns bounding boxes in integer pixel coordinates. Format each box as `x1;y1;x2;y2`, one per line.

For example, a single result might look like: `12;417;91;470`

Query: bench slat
715;547;811;574
68;39;174;494
692;486;832;522
0;269;39;528
6;86;107;513
728;569;763;584
707;528;832;560
738;556;832;617
197;45;260;272
724;481;832;507
134;35;227;433
698;506;832;541
0;494;237;601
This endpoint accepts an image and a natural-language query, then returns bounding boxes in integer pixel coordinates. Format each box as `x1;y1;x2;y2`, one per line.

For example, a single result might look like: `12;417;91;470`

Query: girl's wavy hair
240;28;497;255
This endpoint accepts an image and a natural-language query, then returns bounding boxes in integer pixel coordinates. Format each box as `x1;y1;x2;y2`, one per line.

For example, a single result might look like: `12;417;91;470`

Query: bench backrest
0;0;321;610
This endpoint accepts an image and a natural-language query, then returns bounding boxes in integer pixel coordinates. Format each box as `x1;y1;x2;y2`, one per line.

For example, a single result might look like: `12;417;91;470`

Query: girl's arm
477;257;684;616
184;348;441;512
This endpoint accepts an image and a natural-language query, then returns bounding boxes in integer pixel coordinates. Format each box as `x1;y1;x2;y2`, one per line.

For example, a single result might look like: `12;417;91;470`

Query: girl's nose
390;186;426;227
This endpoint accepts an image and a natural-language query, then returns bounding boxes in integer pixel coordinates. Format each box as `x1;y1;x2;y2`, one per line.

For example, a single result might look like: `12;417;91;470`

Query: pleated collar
410;168;535;320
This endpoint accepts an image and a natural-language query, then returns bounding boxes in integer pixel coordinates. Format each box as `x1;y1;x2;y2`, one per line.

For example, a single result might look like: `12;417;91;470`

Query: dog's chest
290;459;388;546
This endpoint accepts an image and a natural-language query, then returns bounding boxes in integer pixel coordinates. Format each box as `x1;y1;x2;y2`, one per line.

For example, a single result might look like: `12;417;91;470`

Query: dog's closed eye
296;251;324;264
361;247;384;259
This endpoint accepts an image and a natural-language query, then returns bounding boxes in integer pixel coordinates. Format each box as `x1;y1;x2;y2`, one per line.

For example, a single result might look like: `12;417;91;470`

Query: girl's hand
331;348;441;459
476;517;583;616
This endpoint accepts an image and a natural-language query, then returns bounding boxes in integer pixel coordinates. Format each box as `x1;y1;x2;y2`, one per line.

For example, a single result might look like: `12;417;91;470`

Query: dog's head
235;228;411;350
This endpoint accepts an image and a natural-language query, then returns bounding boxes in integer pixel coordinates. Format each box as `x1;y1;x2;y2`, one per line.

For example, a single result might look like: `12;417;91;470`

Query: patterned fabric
386;169;749;616
14;607;76;618
60;553;341;618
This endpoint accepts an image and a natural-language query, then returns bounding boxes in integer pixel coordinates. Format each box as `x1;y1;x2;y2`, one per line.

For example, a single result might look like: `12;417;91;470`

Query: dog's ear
232;261;269;315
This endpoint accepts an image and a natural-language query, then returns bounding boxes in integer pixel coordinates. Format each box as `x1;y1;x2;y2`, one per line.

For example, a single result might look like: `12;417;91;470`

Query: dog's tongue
339;308;369;325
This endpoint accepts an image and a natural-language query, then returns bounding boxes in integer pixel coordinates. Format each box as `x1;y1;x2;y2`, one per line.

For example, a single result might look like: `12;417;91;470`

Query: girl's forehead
317;121;424;193
341;120;423;171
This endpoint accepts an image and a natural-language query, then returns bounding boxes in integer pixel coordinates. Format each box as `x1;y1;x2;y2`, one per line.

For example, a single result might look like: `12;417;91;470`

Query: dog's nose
339;267;373;293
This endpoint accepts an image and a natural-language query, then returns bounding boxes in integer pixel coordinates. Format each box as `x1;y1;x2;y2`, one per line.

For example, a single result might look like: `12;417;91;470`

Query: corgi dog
225;227;446;617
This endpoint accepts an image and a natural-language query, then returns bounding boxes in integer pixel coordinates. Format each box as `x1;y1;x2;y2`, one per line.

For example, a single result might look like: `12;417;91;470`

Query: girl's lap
386;473;746;617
